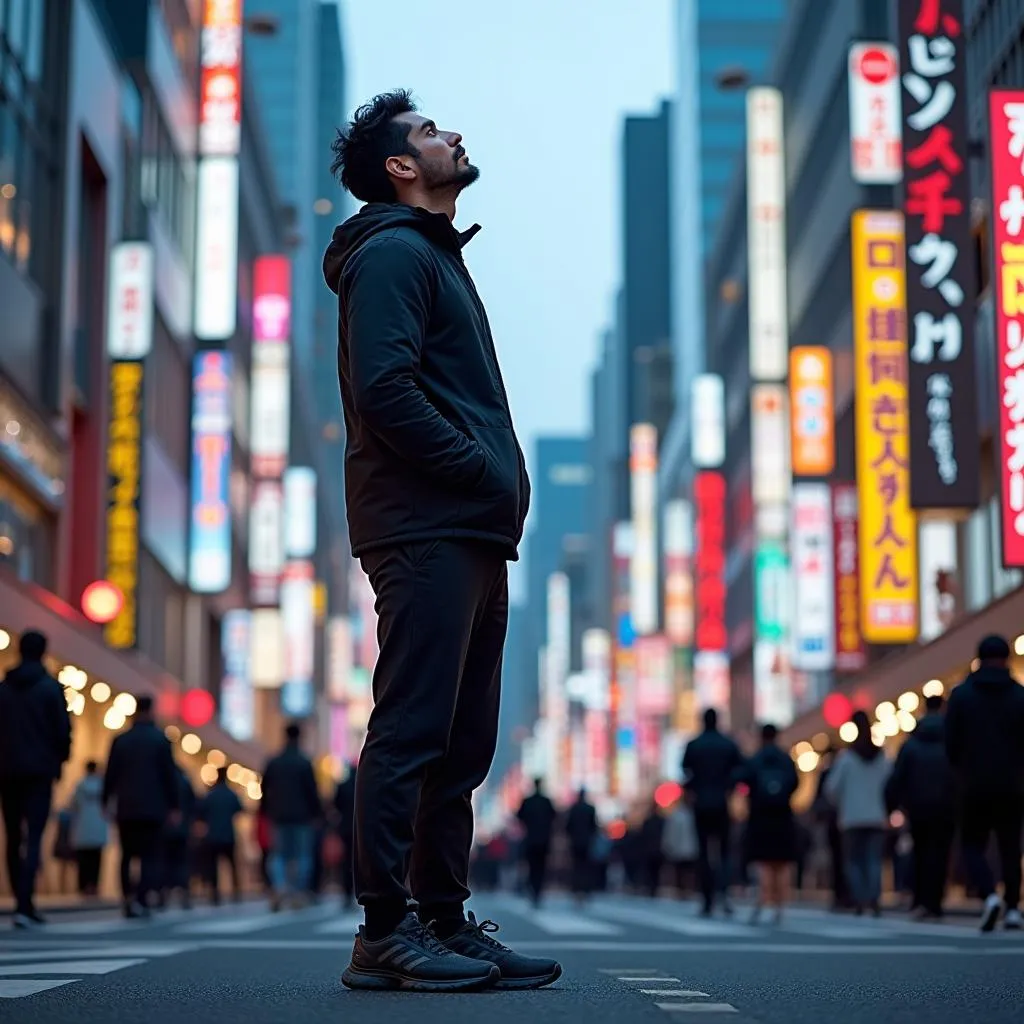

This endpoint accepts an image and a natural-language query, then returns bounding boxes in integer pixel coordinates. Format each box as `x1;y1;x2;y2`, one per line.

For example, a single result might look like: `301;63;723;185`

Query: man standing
261;723;321;911
325;90;558;992
200;767;243;904
0;631;72;928
885;694;956;919
103;695;179;917
565;787;598;903
517;778;558;907
682;708;743;916
945;635;1024;932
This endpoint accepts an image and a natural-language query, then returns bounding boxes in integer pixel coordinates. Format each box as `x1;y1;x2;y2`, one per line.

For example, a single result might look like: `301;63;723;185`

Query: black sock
364;903;408;942
418;904;465;939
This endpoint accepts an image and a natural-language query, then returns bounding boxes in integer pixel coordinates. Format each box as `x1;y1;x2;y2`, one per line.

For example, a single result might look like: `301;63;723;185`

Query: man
200;767;243;904
0;631;72;928
682;708;743;916
517;778;558;907
325;90;557;993
565;787;598;903
885;694;956;919
945;635;1024;932
103;695;179;917
332;761;358;908
261;723;322;911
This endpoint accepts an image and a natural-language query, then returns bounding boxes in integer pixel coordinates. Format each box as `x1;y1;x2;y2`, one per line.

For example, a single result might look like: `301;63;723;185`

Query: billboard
693;472;726;653
194;157;240;342
199;0;244;157
851;210;919;643
789;347;834;477
103;361;145;650
106;242;154;359
746;87;788;382
629;423;658;635
990;90;1024;567
693;651;730;724
790;483;834;670
250;607;284;688
848;42;902;184
832;483;867;672
283;466;316;559
281;560;315;714
220;609;253;741
663;499;694;647
248;480;283;605
754;640;793;728
327;616;353;703
751;384;790;506
250;256;292;477
188;351;233;594
691;374;725;469
898;0;978;509
635;634;673;716
754;541;788;643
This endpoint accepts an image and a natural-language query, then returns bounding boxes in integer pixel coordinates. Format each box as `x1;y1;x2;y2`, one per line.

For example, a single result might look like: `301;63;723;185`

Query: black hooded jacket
945;665;1024;798
885;711;956;820
0;660;72;781
323;204;530;559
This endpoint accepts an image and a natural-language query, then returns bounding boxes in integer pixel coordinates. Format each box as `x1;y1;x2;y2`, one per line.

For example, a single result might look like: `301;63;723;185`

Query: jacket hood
322;203;481;294
968;665;1018;691
3;660;48;690
912;711;946;744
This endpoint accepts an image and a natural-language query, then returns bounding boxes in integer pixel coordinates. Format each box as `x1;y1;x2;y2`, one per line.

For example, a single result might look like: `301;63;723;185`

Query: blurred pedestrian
0;630;72;928
565;787;598;903
885;694;956;919
661;795;698;897
739;725;799;925
261;722;321;910
640;798;666;898
825;710;891;916
103;695;180;917
945;634;1024;932
200;767;243;904
517;777;557;906
159;762;196;909
813;746;850;910
332;761;358;909
682;708;743;916
71;761;108;896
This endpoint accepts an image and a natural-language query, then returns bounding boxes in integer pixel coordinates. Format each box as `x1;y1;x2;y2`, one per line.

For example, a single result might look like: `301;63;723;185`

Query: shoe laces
464;911;510;952
413;918;452;956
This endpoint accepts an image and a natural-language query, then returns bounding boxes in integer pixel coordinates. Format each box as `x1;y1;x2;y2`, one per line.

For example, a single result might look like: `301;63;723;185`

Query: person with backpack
737;724;799;924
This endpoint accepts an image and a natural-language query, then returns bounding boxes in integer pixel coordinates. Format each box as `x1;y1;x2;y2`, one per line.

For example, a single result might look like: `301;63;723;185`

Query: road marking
619;976;682;982
0;958;146;976
176;904;333;934
0;979;79;998
530;910;622;936
314;914;363;935
39;918;148;935
591;903;760;938
655;1003;738;1013
599;967;661;974
642;990;711;997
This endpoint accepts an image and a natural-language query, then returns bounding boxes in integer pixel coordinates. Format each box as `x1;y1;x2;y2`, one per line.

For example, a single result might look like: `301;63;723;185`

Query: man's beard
422;156;480;192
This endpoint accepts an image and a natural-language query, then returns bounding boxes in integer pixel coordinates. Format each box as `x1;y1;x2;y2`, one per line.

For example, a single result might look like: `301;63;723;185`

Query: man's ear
385;155;416;181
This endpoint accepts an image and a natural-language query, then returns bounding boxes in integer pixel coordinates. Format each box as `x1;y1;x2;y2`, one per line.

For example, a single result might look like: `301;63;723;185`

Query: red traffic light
81;580;124;625
181;688;215;728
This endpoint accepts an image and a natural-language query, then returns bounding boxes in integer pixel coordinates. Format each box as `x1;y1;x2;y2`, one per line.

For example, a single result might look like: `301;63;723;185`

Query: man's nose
445;131;462;147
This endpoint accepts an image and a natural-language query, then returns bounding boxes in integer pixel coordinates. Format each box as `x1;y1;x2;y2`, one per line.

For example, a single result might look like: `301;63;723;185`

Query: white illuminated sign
691;374;725;469
746;87;788;383
629;423;658;635
281;559;315;688
327;616;353;703
250;607;284;688
790;482;835;671
107;242;154;359
194;156;239;341
248;480;284;605
249;344;291;478
751;385;790;506
284;466;316;559
221;609;254;740
848;42;902;185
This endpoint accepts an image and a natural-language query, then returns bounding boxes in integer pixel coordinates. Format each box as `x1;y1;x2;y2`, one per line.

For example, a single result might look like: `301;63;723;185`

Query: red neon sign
199;0;245;157
694;472;727;652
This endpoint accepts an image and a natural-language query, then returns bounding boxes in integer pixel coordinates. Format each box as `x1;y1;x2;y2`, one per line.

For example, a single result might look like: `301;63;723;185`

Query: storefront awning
781;585;1024;746
0;569;267;767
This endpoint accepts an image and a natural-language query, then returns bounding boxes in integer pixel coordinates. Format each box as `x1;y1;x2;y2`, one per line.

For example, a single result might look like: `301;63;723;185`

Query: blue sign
281;680;314;718
617;612;635;649
188;351;233;593
616;727;635;750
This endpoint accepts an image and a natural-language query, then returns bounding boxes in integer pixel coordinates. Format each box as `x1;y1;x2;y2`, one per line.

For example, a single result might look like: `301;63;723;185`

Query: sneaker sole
494;963;563;990
341;964;500;993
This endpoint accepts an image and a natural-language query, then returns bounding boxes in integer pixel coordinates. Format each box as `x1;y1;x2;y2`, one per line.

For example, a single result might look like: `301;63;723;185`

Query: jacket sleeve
163;743;180;813
52;681;72;767
342;237;489;489
944;688;964;767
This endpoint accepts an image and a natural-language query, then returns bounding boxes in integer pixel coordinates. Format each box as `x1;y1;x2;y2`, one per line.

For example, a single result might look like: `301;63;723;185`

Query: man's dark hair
761;723;778;743
330;89;418;203
19;630;47;661
703;708;718;730
978;634;1010;662
136;694;154;716
925;694;944;712
286;722;302;741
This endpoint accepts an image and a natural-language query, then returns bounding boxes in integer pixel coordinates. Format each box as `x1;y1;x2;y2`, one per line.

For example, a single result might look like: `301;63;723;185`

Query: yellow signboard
851;211;918;644
104;361;144;649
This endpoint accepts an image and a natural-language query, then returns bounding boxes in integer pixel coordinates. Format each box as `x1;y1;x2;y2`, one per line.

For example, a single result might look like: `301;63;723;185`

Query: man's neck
398;187;459;221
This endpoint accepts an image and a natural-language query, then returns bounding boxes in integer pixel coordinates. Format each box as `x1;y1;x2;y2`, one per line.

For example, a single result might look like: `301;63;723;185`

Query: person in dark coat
200;767;243;904
158;764;196;909
103;695;180;916
0;631;72;927
332;762;358;908
639;799;666;898
516;778;557;906
945;634;1024;931
565;788;598;902
682;708;743;915
885;694;956;919
261;722;322;910
738;724;799;924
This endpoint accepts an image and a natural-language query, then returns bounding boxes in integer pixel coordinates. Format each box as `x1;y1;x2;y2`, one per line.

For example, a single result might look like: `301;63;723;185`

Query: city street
1;894;1022;1023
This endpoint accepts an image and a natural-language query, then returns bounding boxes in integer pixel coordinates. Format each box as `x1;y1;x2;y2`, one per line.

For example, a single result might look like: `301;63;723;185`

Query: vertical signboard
990;90;1024;567
751;385;790;506
104;362;144;650
747;87;788;383
694;472;727;654
832;483;867;672
898;0;978;509
848;42;903;185
663;499;694;647
280;559;315;716
106;243;155;359
220;609;254;740
635;634;673;716
188;351;233;593
754;542;788;643
691;375;725;469
693;651;730;723
790;483;834;670
283;466;316;559
629;423;658;635
789;347;834;477
327;615;353;703
851;210;919;643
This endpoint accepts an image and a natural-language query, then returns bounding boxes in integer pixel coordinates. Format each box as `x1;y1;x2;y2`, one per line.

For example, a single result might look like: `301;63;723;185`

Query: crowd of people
1;630;1022;934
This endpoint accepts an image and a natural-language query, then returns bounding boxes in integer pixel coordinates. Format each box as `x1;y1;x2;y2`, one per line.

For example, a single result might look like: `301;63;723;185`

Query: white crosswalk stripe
176;904;334;934
589;901;760;938
313;914;363;935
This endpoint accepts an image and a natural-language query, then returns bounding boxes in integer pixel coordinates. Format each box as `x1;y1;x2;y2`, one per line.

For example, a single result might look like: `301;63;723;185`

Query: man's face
394;111;480;191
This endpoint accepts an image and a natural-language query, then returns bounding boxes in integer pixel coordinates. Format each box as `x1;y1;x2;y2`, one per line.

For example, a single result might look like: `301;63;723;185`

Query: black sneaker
441;912;562;990
342;913;500;992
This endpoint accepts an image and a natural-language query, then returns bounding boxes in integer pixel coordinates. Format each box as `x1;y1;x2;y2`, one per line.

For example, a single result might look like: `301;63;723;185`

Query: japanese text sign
851;210;919;643
693;472;727;653
989;90;1024;566
832;483;867;672
848;42;903;184
104;362;144;650
790;483;834;671
790;347;834;476
106;243;154;359
898;0;979;509
199;0;244;157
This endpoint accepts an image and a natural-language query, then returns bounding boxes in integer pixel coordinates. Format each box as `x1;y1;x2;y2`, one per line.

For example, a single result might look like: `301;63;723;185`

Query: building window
145;316;189;477
0;473;52;587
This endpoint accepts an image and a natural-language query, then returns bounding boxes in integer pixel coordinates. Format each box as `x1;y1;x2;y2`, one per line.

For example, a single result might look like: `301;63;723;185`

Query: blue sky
337;0;675;458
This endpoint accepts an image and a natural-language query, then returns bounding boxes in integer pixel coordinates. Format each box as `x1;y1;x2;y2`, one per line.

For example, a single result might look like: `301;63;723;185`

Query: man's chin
456;163;481;187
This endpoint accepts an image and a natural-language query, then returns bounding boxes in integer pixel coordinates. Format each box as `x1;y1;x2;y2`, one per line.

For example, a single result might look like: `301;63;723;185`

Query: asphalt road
1;893;1022;1024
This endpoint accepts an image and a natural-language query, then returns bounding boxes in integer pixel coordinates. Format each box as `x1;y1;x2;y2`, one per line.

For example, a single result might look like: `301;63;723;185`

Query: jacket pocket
458;423;519;538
